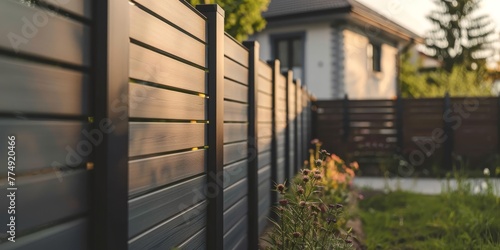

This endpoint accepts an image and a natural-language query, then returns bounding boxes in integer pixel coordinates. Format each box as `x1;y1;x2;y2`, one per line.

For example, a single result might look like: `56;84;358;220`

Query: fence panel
296;83;303;168
302;88;311;164
452;97;498;157
315;101;343;153
276;74;287;184
256;60;273;235
286;72;296;181
222;33;250;250
128;1;208;249
0;1;314;248
0;0;92;248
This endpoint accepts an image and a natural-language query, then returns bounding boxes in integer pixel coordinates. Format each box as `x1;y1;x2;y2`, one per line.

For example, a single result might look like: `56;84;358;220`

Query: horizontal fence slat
277;75;286;91
258;107;272;123
224;78;248;103
223;178;248;211
349;107;395;114
258;185;271;218
129;149;206;196
277;98;287;110
0;56;89;115
257;92;272;108
349;114;395;121
129;122;205;157
258;60;272;80
223;160;248;189
43;0;91;19
223;142;247;165
223;197;248;234
130;43;206;94
258;76;272;94
0;120;88;175
134;0;206;41
258;124;272;138
224;101;248;122
224;56;248;85
129;176;206;238
258;165;271;185
177;228;206;250
258;137;272;153
0;170;88;232
276;111;287;123
224;34;249;67
223;215;248;250
0;0;90;66
129;5;205;67
233;234;248;250
0;218;88;250
347;100;395;107
129;201;207;249
277;158;285;184
224;123;248;144
258;152;271;169
129;84;206;120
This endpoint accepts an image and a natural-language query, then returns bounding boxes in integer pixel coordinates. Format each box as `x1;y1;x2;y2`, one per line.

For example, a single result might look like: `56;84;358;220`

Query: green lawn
359;190;500;249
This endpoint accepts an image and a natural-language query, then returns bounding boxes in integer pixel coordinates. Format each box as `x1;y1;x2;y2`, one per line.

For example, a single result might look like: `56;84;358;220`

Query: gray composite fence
0;0;313;249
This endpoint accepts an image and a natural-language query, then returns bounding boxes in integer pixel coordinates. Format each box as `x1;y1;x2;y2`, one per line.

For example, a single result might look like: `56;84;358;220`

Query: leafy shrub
309;140;359;204
263;148;355;250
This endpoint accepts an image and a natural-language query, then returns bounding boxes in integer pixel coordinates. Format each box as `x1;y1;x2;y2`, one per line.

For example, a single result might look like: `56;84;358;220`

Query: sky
356;0;500;36
356;0;500;64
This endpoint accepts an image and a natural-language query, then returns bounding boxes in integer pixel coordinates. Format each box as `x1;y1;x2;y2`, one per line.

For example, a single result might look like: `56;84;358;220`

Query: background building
252;0;422;99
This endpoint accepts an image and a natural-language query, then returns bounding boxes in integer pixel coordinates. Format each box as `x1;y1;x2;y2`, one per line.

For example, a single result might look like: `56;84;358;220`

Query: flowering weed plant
263;148;355;250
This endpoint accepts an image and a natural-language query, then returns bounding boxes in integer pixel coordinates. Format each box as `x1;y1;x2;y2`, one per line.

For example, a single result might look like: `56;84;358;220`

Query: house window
273;36;304;81
367;43;382;72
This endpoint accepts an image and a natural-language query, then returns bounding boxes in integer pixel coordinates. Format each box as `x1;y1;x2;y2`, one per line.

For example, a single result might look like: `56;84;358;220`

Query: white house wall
343;29;398;99
253;22;332;98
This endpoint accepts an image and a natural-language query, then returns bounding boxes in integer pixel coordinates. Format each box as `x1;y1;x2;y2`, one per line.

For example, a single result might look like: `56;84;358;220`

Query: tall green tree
189;0;269;42
425;0;495;71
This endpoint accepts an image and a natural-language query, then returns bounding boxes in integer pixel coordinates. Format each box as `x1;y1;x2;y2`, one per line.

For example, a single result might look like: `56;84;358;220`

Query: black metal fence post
342;94;350;145
92;0;129;249
243;40;259;249
285;71;292;182
301;87;307;163
396;96;404;154
196;5;225;250
269;59;280;217
443;92;454;171
311;97;318;143
300;86;306;165
307;91;314;154
295;80;301;172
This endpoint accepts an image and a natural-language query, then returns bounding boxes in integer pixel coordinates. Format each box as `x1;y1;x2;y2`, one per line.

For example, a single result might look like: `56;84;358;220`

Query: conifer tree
425;0;495;71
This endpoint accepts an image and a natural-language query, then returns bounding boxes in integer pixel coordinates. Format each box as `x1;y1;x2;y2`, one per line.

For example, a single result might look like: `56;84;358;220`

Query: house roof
263;0;422;43
262;0;351;19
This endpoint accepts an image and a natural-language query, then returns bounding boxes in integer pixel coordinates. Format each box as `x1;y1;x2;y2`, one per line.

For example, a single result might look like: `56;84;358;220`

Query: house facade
252;0;422;99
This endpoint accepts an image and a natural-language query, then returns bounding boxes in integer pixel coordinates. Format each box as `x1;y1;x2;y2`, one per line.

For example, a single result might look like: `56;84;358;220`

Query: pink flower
350;161;359;170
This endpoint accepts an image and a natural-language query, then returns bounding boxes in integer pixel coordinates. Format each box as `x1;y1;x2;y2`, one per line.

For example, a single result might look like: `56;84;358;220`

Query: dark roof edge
264;0;422;43
348;0;422;42
264;6;352;22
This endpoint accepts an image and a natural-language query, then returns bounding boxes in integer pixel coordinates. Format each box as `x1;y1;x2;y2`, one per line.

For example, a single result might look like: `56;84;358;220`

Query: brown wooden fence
315;96;499;175
0;1;313;249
